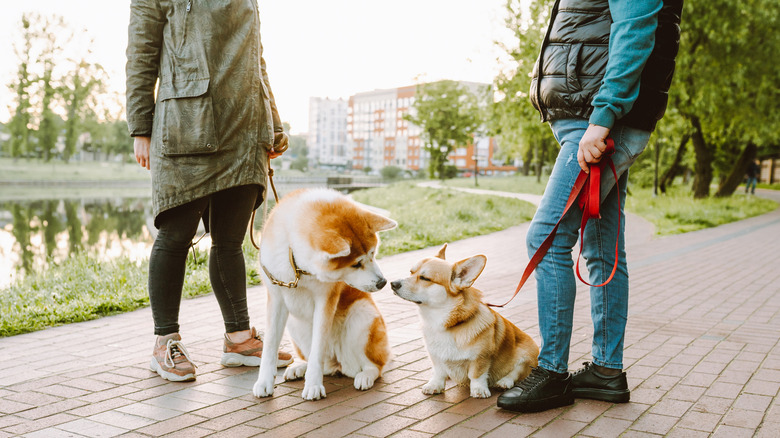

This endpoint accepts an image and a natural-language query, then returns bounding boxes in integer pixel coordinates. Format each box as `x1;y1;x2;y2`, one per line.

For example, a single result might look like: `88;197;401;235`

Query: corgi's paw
252;376;275;398
301;383;327;400
496;376;516;389
422;380;445;395
470;384;491;398
283;362;307;381
353;370;378;390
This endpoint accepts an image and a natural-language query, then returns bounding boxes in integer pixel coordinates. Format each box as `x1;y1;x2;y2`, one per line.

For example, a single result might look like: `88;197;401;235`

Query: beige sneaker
221;327;294;368
150;333;196;382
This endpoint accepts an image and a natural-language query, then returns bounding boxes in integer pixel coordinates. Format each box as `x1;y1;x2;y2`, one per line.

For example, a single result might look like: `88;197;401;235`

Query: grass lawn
0;183;537;337
0;157;152;182
445;175;778;236
624;186;778;235
444;173;549;195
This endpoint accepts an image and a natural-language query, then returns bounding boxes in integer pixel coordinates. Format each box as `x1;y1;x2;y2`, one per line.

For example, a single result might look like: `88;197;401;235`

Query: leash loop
488;138;619;308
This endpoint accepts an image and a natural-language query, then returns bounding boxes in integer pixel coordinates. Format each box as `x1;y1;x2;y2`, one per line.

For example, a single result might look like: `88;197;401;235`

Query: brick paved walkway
1;189;778;437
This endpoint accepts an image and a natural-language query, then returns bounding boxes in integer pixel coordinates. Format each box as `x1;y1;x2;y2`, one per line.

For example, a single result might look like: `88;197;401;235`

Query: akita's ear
366;211;397;232
435;243;448;260
451;255;487;290
316;232;351;259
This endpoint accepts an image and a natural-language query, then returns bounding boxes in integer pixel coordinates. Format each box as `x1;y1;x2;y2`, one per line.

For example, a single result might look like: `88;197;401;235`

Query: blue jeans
526;119;651;373
746;177;757;194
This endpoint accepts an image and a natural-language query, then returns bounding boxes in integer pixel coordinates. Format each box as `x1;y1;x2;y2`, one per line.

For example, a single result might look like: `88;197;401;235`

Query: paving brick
721;408;765;429
1;413;80;435
531;419;587;438
482;422;536;438
665;426;712;437
408;412;467;434
57;418;128;437
302;418;369;438
134;413;207;436
711;424;756;438
3;196;780;438
630;413;679;435
677;410;722;432
245;407;309;429
579;416;632;438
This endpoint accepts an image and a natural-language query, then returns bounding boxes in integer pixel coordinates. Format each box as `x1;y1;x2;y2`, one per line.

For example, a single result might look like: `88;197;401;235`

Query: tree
6;14;35;159
62;59;106;162
380;165;403;180
35;15;70;162
404;80;480;179
492;0;558;179
672;0;780;198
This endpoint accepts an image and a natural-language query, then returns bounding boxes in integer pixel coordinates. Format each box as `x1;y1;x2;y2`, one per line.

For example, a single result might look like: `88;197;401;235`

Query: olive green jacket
126;0;281;221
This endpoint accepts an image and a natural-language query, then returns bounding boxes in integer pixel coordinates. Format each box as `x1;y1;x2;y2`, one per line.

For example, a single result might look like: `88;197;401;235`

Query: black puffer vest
530;0;683;132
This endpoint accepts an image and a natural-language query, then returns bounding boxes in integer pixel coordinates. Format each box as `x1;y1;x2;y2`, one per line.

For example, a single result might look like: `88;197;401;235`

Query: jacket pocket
159;79;218;156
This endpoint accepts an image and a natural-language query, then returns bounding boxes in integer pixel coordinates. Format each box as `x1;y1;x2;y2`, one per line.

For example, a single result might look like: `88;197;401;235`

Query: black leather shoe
497;367;574;413
571;362;630;403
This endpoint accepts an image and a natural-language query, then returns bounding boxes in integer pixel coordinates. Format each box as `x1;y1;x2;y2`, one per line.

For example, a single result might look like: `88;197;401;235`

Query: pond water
0;192;160;289
0;179;340;289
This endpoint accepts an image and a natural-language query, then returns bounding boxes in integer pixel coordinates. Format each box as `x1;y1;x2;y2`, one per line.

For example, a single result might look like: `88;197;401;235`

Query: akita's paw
252;377;275;398
470;385;491;398
283;362;307;381
301;383;327;400
353;371;378;390
496;376;515;389
421;380;445;395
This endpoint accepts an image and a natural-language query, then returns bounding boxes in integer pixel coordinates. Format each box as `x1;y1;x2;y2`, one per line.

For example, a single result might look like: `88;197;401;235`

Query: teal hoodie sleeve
589;0;663;129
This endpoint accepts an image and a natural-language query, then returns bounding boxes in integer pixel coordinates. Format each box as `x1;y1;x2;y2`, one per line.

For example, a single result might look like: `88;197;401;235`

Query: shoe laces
164;339;197;369
572;362;592;377
516;366;551;390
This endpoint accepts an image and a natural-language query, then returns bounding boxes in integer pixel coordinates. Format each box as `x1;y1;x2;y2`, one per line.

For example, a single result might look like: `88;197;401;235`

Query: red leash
488;139;620;308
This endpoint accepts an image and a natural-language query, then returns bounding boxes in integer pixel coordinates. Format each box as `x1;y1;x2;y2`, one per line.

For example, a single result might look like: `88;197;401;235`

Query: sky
0;0;516;135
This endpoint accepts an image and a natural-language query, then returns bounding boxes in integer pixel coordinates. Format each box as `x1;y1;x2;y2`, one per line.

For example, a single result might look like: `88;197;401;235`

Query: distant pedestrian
497;0;683;413
126;0;292;382
746;160;760;194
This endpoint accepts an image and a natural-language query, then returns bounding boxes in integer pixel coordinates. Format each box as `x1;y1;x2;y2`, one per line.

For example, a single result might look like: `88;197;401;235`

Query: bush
380;165;403;180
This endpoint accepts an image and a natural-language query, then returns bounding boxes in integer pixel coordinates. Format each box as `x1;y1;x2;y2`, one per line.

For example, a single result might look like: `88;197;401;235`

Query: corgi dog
252;188;396;401
391;244;539;398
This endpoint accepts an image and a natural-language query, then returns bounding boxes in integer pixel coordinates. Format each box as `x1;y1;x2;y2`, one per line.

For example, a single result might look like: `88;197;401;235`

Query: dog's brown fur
392;244;539;398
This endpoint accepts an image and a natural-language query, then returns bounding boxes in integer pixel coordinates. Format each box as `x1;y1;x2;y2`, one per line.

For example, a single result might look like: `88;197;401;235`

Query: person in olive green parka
126;0;292;382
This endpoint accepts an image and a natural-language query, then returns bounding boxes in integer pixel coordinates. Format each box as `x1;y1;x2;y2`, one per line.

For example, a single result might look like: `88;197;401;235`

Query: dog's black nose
376;278;387;290
390;280;401;291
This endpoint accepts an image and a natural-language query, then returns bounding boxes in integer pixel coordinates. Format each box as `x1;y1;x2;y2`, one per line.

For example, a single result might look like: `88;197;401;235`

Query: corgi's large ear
316;232;351;259
366;211;397;233
435;243;448;260
451;255;487;290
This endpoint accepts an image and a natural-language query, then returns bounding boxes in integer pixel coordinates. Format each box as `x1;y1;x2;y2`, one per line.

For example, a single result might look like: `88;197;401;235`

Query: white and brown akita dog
391;244;539;398
252;188;396;401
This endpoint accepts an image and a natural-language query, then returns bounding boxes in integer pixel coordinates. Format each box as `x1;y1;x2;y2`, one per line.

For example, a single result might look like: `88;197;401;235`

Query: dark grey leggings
149;184;260;336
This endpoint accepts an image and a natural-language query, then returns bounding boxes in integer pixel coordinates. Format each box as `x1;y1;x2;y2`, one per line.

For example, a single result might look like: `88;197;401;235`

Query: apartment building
307;97;349;169
347;82;517;175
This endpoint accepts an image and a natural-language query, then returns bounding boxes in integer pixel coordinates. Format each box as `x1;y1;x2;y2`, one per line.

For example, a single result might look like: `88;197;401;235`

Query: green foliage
404;80;481;179
492;0;558;173
671;0;780;197
6;14;34;159
380;165;403;180
0;253;208;337
625;185;778;236
290;155;308;171
444;174;548;195
351;182;537;256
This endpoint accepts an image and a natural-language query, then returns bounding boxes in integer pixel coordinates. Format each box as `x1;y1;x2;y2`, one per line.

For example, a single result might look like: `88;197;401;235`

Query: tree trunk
689;116;713;199
659;133;690;193
714;142;757;197
522;145;532;176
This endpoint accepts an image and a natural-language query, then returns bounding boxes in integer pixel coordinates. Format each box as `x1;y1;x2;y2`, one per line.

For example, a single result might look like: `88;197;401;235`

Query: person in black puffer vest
498;0;683;413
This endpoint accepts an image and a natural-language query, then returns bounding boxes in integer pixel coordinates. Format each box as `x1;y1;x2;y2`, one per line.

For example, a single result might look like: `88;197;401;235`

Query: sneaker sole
572;387;630;403
150;358;195;382
220;352;294;368
497;393;574;413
